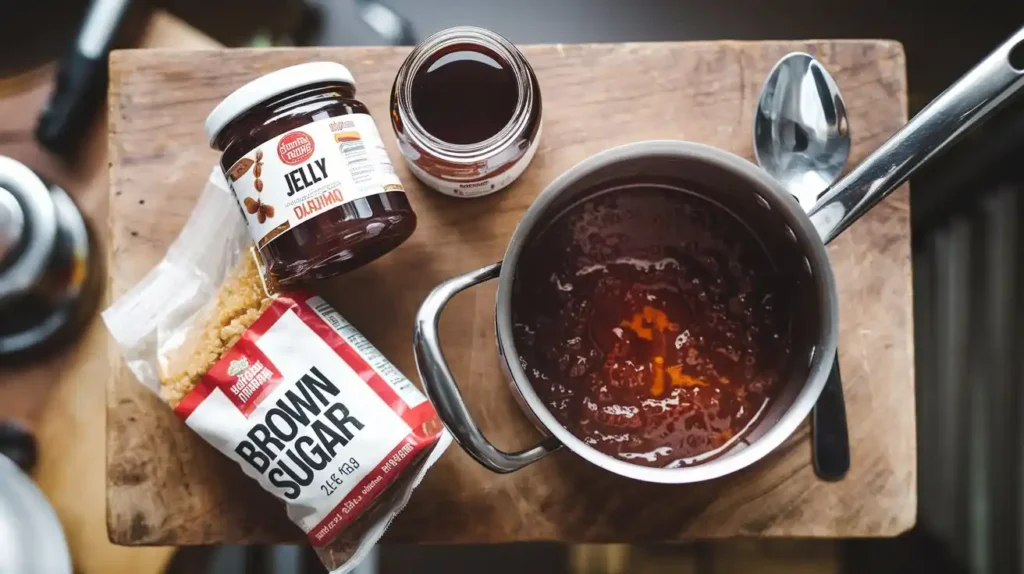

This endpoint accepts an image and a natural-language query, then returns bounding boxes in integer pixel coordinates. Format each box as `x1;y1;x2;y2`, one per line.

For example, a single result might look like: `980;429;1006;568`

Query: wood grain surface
107;41;915;545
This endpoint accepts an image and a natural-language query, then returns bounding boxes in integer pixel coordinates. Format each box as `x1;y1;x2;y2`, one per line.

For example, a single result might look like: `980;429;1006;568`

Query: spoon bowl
754;53;851;210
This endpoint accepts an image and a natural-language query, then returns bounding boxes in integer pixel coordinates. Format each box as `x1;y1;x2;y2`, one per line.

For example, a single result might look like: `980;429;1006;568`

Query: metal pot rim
494;140;839;483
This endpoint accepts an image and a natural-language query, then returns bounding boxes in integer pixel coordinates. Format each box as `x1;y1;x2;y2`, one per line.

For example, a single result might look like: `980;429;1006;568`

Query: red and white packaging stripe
174;292;442;546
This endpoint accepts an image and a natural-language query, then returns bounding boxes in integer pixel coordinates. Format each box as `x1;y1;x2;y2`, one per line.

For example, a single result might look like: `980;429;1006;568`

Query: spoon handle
812;351;849;481
810;26;1024;244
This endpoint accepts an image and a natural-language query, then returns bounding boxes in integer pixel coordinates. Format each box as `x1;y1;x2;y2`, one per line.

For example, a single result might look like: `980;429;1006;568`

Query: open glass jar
391;26;542;198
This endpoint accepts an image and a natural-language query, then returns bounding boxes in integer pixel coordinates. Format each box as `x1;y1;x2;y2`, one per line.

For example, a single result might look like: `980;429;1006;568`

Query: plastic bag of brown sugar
103;169;450;573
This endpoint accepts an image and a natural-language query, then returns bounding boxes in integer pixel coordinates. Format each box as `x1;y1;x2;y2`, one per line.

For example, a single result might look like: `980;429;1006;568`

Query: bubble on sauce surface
512;186;793;467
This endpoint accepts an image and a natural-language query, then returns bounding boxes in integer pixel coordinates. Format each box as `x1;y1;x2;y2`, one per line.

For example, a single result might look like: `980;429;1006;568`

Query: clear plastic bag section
103;169;449;573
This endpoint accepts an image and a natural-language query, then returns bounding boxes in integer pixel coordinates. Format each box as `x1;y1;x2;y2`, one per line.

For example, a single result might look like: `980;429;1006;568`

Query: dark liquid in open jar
512;186;793;468
410;45;518;145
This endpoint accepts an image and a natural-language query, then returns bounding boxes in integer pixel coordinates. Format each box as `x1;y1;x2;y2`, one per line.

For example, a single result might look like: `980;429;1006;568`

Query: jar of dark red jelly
391;27;542;198
206;62;415;285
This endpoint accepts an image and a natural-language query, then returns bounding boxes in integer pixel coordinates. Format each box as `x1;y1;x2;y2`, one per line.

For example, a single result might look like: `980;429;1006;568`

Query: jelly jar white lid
204;62;356;146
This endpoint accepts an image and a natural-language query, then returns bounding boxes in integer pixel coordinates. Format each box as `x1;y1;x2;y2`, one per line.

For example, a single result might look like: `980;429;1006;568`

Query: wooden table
0;12;218;573
107;41;915;545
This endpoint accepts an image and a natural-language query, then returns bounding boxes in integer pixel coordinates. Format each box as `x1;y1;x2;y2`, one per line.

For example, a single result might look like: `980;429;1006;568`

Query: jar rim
205;62;356;146
393;26;537;164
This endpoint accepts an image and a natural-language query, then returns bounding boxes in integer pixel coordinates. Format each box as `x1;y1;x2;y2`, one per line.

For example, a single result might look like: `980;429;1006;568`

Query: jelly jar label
226;114;405;249
401;124;541;199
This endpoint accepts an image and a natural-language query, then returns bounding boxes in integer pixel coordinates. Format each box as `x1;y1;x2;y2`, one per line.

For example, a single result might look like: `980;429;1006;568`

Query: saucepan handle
414;262;562;473
810;25;1024;244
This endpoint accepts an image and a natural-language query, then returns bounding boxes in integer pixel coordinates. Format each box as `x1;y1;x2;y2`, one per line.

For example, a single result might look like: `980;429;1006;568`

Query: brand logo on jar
278;131;316;165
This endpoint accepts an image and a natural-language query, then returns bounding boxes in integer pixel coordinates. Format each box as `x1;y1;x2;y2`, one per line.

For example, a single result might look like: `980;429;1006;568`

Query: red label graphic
176;328;283;418
277;131;315;165
172;292;444;547
173;300;293;420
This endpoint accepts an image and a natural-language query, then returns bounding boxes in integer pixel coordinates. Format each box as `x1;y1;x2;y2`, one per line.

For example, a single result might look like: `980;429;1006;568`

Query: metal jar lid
0;156;57;303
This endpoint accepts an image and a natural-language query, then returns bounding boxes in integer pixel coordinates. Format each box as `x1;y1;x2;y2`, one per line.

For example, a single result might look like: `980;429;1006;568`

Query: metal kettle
0;155;101;360
0;421;72;574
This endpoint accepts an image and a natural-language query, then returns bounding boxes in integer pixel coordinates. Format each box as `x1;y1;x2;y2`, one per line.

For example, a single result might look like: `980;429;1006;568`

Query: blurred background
1;1;1023;573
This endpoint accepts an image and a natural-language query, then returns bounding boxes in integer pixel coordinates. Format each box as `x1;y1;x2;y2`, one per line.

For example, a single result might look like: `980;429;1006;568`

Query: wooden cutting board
107;41;915;545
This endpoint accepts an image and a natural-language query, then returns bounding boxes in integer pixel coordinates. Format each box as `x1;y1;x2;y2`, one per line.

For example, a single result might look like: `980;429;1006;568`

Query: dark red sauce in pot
511;185;794;467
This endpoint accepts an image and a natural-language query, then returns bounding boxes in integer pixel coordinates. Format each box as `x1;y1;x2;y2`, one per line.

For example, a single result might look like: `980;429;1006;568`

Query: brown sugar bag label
173;292;441;545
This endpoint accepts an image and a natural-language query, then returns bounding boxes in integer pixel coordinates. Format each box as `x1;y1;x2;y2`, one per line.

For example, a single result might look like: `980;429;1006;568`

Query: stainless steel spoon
754;53;850;481
754;53;851;210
